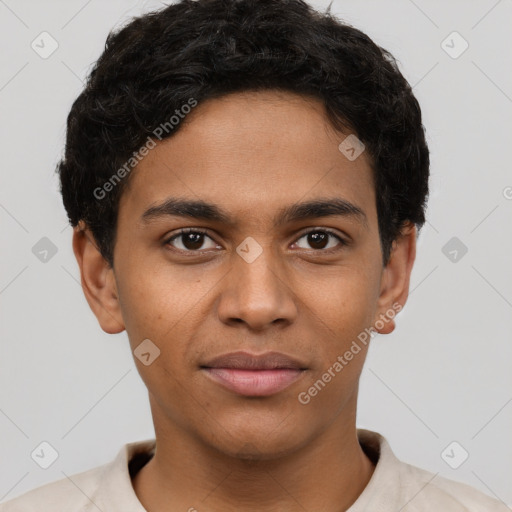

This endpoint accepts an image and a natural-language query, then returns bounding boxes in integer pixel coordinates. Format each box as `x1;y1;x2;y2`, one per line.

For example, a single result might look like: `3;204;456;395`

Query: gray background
1;0;511;506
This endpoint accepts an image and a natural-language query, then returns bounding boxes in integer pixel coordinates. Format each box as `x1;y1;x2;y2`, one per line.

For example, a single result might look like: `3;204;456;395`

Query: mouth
200;351;308;397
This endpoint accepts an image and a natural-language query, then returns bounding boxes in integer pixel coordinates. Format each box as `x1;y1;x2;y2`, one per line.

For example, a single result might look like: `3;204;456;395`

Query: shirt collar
348;429;403;511
93;429;397;511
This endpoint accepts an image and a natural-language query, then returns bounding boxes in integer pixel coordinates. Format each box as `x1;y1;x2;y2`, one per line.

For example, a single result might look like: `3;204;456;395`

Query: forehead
118;90;376;229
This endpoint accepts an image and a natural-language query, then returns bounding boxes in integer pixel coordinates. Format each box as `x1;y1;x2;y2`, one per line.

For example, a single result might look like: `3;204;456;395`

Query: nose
216;242;298;332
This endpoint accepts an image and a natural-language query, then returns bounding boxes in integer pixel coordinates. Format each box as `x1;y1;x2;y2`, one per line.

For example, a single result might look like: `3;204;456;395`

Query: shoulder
0;439;155;512
397;461;509;511
0;463;108;512
355;429;509;512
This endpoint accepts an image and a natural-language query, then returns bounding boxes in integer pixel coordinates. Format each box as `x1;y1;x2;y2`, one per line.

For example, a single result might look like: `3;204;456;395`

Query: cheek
115;268;212;392
117;275;197;411
295;260;380;412
116;264;196;342
304;266;380;346
298;352;368;425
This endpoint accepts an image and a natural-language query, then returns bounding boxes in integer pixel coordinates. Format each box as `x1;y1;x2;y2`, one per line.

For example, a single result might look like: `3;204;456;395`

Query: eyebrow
140;196;368;229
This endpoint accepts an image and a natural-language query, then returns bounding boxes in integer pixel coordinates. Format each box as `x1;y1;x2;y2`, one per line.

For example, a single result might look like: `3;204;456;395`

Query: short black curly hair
58;0;429;268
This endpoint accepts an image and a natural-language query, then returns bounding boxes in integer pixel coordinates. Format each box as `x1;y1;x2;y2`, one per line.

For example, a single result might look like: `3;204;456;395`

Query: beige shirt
0;429;508;511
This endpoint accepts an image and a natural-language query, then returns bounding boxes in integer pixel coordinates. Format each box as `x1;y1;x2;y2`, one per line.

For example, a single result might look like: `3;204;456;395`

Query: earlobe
374;222;417;335
72;222;125;335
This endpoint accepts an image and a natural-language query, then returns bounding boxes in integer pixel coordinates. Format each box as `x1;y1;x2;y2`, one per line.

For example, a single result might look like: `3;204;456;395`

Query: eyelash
164;228;212;251
163;227;348;253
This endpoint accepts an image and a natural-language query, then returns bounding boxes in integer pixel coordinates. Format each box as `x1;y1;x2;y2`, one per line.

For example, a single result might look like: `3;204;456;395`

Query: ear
72;222;125;334
374;222;417;335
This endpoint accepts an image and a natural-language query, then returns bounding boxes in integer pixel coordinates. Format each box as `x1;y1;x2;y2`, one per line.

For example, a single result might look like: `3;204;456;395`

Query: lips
202;351;306;370
201;351;307;397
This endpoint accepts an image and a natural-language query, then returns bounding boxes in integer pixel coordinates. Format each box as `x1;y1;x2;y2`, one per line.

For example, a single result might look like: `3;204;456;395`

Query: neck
133;400;376;511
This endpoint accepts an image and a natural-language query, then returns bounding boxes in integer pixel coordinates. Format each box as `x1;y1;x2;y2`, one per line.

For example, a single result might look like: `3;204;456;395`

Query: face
74;90;415;459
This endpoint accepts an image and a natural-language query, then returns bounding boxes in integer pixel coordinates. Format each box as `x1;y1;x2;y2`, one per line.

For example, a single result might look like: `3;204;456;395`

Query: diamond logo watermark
442;237;468;263
31;31;59;59
31;441;59;469
338;134;365;161
236;237;263;263
134;338;161;366
32;237;58;263
441;441;469;469
441;31;469;59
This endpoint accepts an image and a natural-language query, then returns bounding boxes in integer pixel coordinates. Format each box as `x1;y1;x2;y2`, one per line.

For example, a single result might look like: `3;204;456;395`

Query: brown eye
165;229;219;252
294;229;345;251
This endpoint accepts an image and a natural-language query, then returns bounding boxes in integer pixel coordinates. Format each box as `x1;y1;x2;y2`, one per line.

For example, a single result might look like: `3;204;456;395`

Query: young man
1;0;507;510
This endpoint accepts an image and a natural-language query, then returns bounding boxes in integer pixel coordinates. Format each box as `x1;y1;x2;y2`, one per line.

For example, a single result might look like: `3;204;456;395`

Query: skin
73;90;416;511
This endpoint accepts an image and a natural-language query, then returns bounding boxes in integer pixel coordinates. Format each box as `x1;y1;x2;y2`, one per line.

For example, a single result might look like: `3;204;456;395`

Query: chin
201;414;310;461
